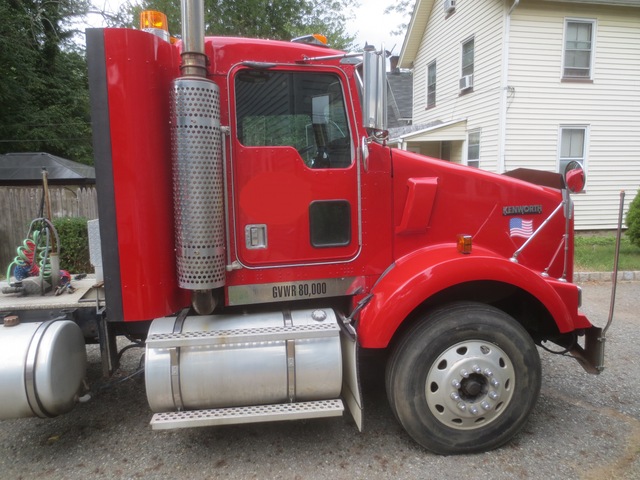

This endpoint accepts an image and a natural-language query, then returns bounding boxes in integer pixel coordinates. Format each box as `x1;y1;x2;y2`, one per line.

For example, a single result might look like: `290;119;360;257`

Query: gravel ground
0;281;638;479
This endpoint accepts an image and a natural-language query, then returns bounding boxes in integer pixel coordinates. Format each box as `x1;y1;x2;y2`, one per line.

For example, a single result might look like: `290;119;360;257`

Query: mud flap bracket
568;326;604;375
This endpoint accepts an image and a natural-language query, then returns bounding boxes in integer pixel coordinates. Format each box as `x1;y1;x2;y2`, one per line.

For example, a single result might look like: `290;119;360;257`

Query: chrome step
146;323;339;348
150;399;344;430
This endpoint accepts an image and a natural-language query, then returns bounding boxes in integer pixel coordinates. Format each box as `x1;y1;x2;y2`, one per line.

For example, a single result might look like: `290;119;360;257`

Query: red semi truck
0;0;610;455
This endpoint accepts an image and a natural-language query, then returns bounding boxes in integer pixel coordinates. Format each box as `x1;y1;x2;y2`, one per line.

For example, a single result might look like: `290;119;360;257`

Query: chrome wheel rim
425;340;515;430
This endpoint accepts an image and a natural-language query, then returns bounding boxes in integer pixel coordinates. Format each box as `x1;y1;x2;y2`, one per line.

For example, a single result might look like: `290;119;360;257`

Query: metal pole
603;190;625;337
41;169;53;224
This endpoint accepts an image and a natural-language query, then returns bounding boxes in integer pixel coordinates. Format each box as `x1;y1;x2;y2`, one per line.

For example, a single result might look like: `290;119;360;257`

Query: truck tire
385;301;541;455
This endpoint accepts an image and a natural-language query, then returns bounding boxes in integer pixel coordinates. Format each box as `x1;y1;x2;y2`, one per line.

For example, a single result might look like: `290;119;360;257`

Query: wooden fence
0;185;98;275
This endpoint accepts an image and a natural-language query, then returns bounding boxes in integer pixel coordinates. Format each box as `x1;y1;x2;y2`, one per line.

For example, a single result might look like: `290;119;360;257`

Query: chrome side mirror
362;46;387;132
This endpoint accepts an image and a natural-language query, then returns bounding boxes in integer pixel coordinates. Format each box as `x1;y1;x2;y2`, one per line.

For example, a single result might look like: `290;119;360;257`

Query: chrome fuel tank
145;309;342;412
0;319;86;419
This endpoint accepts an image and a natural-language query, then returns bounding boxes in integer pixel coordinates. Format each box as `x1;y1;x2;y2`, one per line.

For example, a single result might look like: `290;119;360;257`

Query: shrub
52;217;92;274
626;189;640;249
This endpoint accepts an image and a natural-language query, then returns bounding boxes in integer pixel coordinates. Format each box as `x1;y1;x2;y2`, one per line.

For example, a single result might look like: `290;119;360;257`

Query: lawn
574;234;640;272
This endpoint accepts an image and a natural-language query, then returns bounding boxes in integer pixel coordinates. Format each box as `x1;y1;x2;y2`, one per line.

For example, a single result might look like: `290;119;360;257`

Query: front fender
358;245;587;348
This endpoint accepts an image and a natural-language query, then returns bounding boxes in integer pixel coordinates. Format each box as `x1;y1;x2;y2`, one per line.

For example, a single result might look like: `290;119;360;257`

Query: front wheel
385;302;541;455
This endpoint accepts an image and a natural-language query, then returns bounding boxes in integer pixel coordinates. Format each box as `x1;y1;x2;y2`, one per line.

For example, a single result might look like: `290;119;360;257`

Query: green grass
574;234;640;272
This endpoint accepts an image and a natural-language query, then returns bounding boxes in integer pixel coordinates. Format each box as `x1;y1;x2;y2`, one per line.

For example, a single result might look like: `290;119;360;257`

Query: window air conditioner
459;74;474;91
444;0;456;14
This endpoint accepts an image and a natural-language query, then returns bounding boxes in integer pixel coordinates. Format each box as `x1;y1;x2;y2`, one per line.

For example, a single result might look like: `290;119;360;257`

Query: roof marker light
291;34;329;47
140;10;171;42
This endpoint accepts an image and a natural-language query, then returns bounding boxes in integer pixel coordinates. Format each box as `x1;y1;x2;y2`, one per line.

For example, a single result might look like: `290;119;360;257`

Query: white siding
412;0;505;170
507;0;640;229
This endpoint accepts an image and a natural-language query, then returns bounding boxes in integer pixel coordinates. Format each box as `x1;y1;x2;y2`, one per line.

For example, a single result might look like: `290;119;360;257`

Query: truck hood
389;149;573;281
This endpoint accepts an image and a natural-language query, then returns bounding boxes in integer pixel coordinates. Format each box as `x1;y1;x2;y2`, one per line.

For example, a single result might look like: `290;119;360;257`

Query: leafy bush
626;189;640;249
52;217;91;274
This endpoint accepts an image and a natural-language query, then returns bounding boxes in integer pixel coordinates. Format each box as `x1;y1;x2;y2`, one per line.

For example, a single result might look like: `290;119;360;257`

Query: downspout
498;0;520;173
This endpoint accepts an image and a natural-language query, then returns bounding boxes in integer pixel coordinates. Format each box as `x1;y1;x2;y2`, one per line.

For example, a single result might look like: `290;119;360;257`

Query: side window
460;37;474;93
235;70;352;168
563;19;595;80
427;60;437;109
467;129;480;168
559;126;588;174
309;200;351;247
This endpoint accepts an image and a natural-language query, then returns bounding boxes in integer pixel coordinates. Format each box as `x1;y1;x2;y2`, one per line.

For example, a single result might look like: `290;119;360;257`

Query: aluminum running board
146;322;339;349
150;399;344;430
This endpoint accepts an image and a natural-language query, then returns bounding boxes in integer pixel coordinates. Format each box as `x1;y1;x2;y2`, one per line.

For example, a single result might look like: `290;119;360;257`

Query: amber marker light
291;34;329;46
140;10;167;29
312;34;328;45
457;234;472;254
140;10;170;42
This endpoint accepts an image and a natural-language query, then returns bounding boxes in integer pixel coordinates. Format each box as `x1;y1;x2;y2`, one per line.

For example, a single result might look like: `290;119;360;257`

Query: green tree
113;0;357;50
626;189;640;249
384;0;413;38
1;0;359;166
0;0;93;164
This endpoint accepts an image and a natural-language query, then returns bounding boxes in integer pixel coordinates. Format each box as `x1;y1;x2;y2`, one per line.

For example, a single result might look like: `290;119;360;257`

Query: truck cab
0;0;605;456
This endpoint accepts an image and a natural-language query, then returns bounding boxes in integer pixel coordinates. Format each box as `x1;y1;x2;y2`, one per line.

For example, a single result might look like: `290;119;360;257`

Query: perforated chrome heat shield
171;77;225;290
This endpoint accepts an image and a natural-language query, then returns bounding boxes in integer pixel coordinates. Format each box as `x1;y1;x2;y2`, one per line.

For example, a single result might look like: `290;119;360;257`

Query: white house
397;0;640;229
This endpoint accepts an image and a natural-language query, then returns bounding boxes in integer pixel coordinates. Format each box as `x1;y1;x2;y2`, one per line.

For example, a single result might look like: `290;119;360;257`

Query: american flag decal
509;218;533;238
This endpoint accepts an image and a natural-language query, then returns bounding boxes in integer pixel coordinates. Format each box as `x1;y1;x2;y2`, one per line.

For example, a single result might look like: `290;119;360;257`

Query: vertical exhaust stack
171;0;225;314
180;0;207;78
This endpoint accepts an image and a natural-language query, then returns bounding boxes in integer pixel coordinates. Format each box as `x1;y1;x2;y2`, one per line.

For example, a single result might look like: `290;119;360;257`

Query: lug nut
457;402;467;411
470;406;479;415
488;391;499;400
460;369;469;378
452;379;461;389
450;392;461;401
481;401;491;411
473;365;482;373
484;368;493;377
490;379;500;388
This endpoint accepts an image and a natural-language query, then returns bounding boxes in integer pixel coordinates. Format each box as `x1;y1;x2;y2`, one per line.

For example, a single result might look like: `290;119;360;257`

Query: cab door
230;67;360;268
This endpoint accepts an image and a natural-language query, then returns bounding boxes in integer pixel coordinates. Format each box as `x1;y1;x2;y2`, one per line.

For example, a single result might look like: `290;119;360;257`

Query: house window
559;127;588;174
563;19;595;79
460;37;474;92
427;61;436;109
467;130;480;168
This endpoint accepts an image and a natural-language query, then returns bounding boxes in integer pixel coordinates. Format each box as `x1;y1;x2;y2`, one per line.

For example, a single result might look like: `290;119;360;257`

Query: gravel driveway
0;281;638;479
